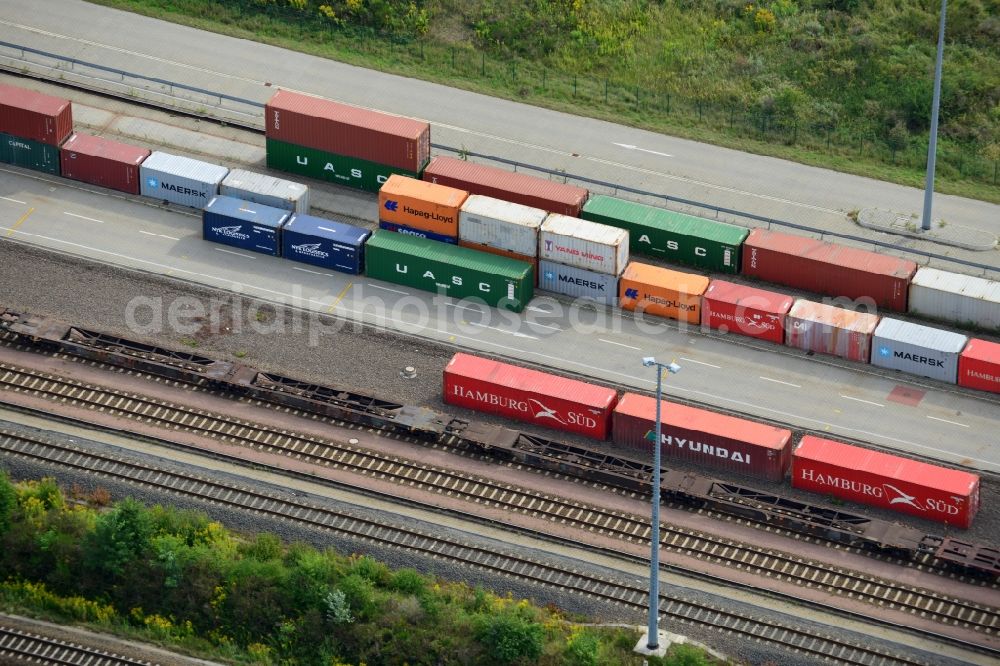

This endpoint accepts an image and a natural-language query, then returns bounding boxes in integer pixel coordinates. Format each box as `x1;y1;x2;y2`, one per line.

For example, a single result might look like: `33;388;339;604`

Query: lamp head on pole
666;361;681;375
642;356;657;368
641;357;682;374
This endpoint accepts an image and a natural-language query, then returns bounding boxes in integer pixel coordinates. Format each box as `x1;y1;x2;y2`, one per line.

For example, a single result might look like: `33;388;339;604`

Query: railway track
0;428;966;666
2;360;998;646
0;624;154;666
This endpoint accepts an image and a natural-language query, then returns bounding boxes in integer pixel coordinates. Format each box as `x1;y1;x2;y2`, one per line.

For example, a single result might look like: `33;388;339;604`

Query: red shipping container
265;89;430;172
792;435;980;528
611;393;792;481
957;338;1000;394
742;229;916;311
443;353;617;439
423;156;589;216
0;83;73;146
702;280;793;344
785;299;879;363
60;133;151;195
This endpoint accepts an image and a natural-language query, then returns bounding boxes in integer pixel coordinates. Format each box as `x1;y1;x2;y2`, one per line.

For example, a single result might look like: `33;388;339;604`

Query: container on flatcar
702;280;793;344
379;220;458;244
265;138;422;193
443;353;618;439
870;317;967;383
580;195;747;274
460;241;538;285
0;83;73;146
139;151;229;209
539;214;629;276
791;435;980;528
618;262;709;325
612;393;792;481
422;156;588;216
742;229;916;311
281;213;370;275
59;133;150;195
785;299;879;362
459;195;545;257
202;196;289;256
538;260;618;305
264;89;430;172
364;231;533;312
378;174;467;239
958;338;1000;394
221;168;309;214
0;131;60;175
908;267;1000;332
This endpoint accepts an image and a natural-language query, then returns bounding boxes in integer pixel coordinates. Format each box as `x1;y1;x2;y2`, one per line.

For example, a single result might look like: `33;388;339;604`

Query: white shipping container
140;151;229;209
539;260;618;305
459;195;545;257
539;214;629;276
785;299;879;363
908;267;1000;331
871;317;967;383
221;168;310;214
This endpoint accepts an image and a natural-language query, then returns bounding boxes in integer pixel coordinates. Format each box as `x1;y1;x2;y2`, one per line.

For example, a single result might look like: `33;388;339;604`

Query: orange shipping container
379;174;468;238
458;240;539;285
618;262;710;324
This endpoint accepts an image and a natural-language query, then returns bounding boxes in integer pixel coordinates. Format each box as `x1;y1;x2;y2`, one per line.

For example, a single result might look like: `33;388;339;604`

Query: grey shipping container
140;151;229;208
282;213;370;274
221;168;310;214
908;267;1000;332
459;195;545;257
203;195;289;256
539;259;618;306
871;317;967;383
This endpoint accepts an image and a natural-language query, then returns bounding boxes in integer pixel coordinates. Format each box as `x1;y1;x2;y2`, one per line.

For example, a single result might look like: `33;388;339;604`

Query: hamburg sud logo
451;385;600;429
799;468;965;516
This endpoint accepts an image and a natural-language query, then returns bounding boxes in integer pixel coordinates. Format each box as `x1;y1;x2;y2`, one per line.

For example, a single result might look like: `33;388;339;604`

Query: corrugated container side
870;317;967;383
459;195;545;257
538;260;618;305
140;151;229;208
580;194;747;274
459;241;538;285
907;267;1000;332
791;435;979;528
785;299;879;362
59;133;150;195
202;196;290;256
611;393;792;481
423;156;588;216
378;174;467;237
957;338;1000;394
281;213;370;275
742;228;916;311
266;138;421;193
221;168;310;214
0;132;60;174
702;280;793;345
539;213;629;275
443;353;618;439
0;83;73;146
379;220;458;244
618;262;710;325
265;89;430;172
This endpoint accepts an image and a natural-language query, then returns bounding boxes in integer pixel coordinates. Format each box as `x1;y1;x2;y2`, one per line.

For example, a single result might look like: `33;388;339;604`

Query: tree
0;471;16;535
83;498;153;580
474;611;544;665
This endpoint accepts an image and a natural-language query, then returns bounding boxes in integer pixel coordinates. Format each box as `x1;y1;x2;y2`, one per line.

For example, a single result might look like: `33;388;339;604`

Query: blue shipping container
282;213;371;275
203;195;290;256
379;220;458;245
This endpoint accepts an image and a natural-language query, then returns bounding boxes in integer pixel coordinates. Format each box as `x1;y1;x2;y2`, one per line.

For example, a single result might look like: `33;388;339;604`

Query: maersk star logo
146;177;158;188
879;346;891;357
544;271;555;280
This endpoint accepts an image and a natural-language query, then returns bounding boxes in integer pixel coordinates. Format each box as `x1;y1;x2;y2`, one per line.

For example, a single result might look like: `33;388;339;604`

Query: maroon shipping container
443;353;618;439
60;133;151;195
792;435;980;528
423;156;589;216
742;229;916;311
0;83;73;146
265;89;429;172
957;338;1000;394
702;280;793;345
611;393;792;481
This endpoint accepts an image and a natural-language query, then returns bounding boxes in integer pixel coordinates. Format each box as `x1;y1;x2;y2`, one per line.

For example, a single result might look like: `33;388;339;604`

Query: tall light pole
921;0;948;231
640;356;680;652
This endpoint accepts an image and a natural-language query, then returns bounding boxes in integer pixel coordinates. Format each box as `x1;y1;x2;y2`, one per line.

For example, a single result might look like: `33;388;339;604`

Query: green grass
85;0;1000;204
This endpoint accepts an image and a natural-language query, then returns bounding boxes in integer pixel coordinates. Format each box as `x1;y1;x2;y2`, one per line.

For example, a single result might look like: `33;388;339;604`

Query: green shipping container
365;231;534;312
581;195;749;274
0;132;60;175
266;138;425;193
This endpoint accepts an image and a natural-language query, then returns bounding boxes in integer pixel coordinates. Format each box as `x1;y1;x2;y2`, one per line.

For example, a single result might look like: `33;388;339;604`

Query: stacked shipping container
378;174;467;243
539;214;629;304
0;84;73;175
221;169;310;214
458;195;545;283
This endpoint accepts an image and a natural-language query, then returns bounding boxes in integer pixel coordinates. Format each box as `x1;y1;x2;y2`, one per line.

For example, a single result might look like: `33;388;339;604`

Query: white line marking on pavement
926;415;969;428
467;322;539;339
613;143;673;158
599;338;640;350
365;283;408;295
680;357;721;369
64;211;104;224
214;248;255;259
527;321;561;331
138;230;157;236
445;302;489;313
526;305;552;313
0;196;27;204
159;234;180;241
840;395;884;407
759;377;800;388
292;266;333;277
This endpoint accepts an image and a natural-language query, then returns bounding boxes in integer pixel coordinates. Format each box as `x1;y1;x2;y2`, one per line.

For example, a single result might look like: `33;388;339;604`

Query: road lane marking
613;143;673;158
840;395;884;407
327;282;353;313
365;283;408;295
527;321;562;331
64;211;105;224
467;322;539;339
0;196;27;204
214;248;255;259
926;415;969;428
526;305;552;313
680;357;721;369
159;234;180;241
293;266;334;277
138;230;157;236
599;338;640;350
759;377;800;388
445;302;489;313
6;207;35;237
